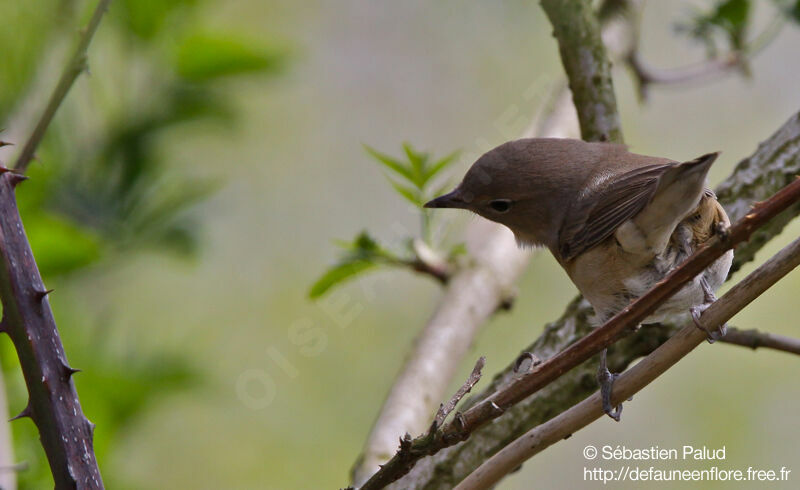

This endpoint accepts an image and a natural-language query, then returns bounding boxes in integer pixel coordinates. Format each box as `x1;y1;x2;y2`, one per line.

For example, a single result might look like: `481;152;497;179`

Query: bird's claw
690;304;727;343
598;350;622;421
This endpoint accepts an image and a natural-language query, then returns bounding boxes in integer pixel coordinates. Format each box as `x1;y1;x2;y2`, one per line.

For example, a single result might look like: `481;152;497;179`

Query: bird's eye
488;199;513;213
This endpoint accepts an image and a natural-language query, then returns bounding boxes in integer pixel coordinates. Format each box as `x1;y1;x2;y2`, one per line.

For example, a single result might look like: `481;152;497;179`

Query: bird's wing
557;163;671;261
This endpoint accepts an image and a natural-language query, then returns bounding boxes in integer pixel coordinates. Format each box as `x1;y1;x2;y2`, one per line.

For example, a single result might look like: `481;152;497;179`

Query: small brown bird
425;138;733;420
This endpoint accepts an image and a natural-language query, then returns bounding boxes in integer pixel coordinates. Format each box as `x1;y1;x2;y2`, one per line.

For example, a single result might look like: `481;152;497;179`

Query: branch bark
541;0;623;143
0;172;102;488
456;235;800;490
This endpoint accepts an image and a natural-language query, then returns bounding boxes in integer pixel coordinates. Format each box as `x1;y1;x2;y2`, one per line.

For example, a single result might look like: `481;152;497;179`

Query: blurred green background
0;0;799;489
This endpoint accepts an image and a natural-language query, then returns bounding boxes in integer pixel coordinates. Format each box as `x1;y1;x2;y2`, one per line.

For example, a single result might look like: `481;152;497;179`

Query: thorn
9;403;31;422
399;432;412;451
7;173;28;187
34;288;54;301
0;141;12;148
62;363;81;378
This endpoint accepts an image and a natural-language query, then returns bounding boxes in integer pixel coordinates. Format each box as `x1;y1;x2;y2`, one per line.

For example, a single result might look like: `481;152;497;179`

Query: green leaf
364;145;414;182
175;32;286;81
389;179;423;206
308;260;377;299
709;0;750;50
310;232;397;298
116;0;199;39
402;142;428;188
711;0;750;28
25;213;103;276
424;150;460;181
352;231;380;253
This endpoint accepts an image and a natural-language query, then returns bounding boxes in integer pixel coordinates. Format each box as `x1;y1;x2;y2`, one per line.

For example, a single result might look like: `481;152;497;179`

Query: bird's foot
598;349;622;421
690;303;727;343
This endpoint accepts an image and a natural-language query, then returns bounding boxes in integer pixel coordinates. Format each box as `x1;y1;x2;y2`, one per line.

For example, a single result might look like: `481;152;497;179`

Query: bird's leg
690;276;727;343
597;349;622;421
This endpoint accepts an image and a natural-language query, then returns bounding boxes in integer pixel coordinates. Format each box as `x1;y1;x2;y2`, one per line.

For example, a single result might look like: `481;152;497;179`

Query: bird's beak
424;189;469;209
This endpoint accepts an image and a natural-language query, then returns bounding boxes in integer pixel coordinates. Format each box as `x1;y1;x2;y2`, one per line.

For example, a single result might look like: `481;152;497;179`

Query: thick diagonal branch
0;173;102;488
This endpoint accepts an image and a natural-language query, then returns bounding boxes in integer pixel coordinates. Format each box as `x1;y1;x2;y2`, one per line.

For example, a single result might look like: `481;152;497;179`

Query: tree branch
13;0;112;173
0;172;103;488
541;0;623;143
456;234;800;490
720;327;800;355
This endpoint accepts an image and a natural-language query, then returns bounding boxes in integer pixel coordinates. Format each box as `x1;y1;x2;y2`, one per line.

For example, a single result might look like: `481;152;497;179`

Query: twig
627;52;742;99
618;1;785;101
456;235;800;490
357;175;800;490
432;357;485;430
721;327;800;355
13;0;112;173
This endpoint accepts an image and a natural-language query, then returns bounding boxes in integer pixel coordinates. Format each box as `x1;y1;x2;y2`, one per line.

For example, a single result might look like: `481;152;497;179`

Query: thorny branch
0;0;112;488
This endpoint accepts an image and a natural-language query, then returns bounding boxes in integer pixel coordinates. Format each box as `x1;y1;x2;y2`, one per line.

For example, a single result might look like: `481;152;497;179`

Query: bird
424;138;733;420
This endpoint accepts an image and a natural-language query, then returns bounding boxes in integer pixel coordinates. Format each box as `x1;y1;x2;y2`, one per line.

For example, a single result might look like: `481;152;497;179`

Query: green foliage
308;232;398;299
310;145;461;299
677;0;752;55
364;143;458;207
23;213;102;276
176;32;287;81
116;0;201;39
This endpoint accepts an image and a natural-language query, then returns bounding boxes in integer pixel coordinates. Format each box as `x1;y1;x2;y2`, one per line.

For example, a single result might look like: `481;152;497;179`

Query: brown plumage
425;138;733;419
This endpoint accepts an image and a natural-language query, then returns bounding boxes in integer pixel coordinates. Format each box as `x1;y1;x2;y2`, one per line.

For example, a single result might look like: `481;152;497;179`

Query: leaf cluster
309;144;462;299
